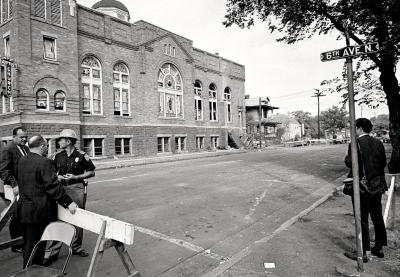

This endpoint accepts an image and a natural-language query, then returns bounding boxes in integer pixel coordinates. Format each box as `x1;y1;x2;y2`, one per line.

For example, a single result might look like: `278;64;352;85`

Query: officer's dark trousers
351;192;387;252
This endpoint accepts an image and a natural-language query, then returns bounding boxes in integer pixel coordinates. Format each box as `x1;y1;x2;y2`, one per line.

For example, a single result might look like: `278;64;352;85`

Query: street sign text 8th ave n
320;42;379;62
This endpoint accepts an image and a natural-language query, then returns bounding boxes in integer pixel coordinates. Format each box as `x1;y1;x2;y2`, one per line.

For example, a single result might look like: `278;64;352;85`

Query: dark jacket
345;135;387;191
17;153;73;224
0;142;29;188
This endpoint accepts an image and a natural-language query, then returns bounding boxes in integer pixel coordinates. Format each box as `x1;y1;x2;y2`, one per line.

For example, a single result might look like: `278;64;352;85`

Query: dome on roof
92;0;129;14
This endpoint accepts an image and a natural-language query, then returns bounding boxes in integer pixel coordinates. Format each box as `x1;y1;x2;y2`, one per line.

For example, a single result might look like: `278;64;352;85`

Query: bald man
17;136;77;267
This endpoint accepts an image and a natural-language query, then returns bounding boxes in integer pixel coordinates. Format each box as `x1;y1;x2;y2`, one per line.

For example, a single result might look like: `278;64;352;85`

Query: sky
78;0;390;119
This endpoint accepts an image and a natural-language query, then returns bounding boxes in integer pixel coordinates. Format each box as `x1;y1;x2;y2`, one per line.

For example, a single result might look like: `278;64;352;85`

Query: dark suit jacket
345;135;387;189
17;153;73;224
0;141;30;188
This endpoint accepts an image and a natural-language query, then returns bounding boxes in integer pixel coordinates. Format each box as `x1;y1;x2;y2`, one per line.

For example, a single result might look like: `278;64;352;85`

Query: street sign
320;42;379;62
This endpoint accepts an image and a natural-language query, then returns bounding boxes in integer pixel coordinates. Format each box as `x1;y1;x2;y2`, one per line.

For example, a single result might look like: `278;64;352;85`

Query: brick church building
0;0;245;158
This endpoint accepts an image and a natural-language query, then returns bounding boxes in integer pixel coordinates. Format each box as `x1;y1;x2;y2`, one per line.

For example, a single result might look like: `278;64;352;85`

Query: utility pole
312;89;326;139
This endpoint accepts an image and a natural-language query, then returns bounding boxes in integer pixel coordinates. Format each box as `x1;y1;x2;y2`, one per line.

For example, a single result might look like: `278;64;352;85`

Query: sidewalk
222;177;400;277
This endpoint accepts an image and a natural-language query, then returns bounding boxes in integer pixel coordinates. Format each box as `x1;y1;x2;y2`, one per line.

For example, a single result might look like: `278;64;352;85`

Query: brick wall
0;1;245;158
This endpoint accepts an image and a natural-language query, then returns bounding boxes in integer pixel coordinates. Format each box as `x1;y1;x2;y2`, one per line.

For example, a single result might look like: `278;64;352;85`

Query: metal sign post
344;26;364;272
320;25;379;273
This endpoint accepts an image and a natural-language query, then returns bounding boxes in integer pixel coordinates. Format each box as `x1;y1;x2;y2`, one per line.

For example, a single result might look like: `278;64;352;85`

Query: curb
93;149;247;171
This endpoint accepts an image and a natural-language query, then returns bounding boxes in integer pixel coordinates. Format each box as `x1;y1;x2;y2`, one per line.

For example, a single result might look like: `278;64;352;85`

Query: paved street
1;144;349;276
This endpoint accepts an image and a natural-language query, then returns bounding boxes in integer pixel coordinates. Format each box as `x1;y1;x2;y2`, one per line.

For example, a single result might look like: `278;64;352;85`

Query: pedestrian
0;127;29;253
44;129;95;265
344;118;388;262
17;135;77;267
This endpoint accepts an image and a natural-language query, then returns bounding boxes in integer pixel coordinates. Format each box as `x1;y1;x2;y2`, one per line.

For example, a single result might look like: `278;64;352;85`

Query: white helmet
59;129;77;140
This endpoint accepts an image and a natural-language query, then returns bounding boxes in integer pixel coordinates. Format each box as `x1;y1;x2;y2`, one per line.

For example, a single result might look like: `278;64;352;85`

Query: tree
291;110;316;137
224;0;400;173
320;105;348;134
370;114;390;134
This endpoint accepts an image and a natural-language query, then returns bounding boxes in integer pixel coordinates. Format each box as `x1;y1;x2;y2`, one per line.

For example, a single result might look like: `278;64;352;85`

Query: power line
271;89;316;99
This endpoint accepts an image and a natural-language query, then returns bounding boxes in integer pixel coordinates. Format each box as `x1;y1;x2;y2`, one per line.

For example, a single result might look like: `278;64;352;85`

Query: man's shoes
344;251;368;263
43;256;57;267
72;249;89;257
11;247;24;254
371;247;384;258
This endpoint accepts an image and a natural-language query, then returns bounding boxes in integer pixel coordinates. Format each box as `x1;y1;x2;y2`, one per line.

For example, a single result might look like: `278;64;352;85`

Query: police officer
44;129;95;264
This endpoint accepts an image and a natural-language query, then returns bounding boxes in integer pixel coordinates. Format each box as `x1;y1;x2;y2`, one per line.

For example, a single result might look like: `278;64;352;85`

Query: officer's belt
61;179;84;186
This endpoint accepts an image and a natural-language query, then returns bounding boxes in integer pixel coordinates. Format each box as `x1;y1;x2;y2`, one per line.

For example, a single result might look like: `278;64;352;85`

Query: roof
245;98;279;109
92;0;129;13
268;114;300;125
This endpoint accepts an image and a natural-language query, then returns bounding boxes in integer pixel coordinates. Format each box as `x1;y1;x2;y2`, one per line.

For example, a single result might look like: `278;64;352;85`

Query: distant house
244;96;279;140
268;114;302;141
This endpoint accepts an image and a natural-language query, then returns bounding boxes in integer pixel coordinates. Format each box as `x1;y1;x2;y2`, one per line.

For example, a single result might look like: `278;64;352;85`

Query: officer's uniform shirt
54;148;95;186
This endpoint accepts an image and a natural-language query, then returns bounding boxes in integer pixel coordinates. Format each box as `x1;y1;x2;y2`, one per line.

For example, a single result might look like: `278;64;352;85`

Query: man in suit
344;118;387;262
0;127;29;253
17;135;78;267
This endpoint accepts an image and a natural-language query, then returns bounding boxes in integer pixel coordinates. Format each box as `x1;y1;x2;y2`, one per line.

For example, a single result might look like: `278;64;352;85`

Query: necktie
20;146;27;156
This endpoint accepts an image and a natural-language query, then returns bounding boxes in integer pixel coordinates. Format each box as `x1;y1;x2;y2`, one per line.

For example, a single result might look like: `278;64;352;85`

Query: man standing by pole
44;129;95;265
0;127;29;253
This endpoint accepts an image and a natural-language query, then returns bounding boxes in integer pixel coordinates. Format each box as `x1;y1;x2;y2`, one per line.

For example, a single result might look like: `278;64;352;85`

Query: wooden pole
391;176;396;230
87;221;107;277
345;25;364;272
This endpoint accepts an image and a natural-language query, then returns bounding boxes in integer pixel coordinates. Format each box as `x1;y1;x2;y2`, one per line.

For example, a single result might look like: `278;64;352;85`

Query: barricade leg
86;220;140;277
87;221;107;277
0;199;23;250
115;242;141;277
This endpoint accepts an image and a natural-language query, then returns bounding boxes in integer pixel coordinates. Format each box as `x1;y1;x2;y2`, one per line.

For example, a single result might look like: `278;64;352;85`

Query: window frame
113;62;130;116
157;136;171;153
210;136;219;149
114;137;131;155
54;90;66;111
196;136;204;150
194;80;203;121
4;35;10;57
81;56;103;115
43;36;57;61
174;136;186;152
209;83;218;121
35;89;49;110
0;0;12;24
83;137;105;158
158;63;184;119
224;87;232;123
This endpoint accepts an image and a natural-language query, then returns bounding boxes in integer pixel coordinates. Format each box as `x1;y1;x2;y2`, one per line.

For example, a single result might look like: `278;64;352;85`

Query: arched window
54;91;66;111
113;63;130;116
81;56;102;115
158;63;183;118
36;89;49;110
209;83;217;121
224;87;232;122
194;80;202;120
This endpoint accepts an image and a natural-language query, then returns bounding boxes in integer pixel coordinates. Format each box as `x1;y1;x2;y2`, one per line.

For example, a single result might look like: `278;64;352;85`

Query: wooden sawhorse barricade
2;185;141;277
383;173;399;229
0;186;23;252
